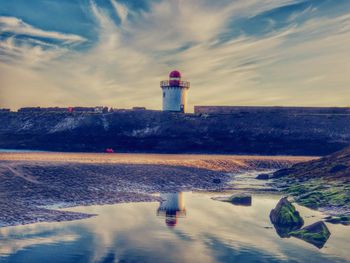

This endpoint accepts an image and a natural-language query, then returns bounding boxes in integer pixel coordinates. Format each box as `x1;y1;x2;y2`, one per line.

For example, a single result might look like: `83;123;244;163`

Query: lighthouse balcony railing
160;80;190;88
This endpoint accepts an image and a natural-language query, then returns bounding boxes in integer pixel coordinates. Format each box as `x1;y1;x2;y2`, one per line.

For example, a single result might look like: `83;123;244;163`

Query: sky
0;0;350;111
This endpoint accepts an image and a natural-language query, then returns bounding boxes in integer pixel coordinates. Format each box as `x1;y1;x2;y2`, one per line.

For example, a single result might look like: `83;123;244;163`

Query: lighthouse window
163;92;165;98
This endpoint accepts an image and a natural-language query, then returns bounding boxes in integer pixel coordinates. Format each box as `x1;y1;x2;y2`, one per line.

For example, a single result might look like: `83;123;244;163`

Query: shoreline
0;153;313;228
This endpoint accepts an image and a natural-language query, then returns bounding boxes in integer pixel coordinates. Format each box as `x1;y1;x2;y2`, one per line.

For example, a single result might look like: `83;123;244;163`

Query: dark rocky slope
273;147;350;214
1;110;350;155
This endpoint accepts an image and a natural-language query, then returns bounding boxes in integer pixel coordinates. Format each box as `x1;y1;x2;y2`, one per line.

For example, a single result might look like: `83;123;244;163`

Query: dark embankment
1;109;350;155
273;147;350;214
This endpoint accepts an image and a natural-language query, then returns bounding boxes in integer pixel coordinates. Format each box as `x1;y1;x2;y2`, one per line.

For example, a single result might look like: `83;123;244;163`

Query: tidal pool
0;193;349;263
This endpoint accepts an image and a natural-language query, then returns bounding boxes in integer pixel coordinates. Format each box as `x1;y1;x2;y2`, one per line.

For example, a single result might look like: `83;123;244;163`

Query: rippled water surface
0;193;349;263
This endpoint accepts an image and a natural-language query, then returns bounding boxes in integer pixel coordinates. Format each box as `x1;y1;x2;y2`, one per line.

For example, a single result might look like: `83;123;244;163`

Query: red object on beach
105;148;114;153
68;107;74;113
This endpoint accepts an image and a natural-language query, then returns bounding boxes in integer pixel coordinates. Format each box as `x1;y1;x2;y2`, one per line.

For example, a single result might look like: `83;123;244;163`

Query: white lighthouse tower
160;70;190;113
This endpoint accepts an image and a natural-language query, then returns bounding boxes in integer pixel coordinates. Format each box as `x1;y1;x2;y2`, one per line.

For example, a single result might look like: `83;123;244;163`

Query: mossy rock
286;183;313;195
290;221;331;249
273;224;304;238
325;215;350;226
294;184;350;210
270;197;304;228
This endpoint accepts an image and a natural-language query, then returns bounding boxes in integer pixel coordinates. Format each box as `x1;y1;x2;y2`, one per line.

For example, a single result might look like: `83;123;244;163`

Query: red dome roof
169;70;181;78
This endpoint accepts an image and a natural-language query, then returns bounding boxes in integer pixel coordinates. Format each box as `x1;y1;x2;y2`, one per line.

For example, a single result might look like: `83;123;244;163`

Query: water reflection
157;192;186;227
272;222;331;249
0;193;349;263
272;224;302;238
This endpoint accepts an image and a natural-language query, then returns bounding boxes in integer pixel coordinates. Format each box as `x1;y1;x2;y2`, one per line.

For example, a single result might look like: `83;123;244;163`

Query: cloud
0;37;66;66
0;16;86;44
110;0;129;24
0;0;350;110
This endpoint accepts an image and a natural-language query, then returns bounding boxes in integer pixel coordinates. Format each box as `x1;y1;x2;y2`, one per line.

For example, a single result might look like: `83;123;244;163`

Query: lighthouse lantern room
160;70;190;113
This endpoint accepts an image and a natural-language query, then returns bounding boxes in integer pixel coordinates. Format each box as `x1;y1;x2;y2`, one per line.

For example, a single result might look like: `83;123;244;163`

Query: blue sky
0;0;350;110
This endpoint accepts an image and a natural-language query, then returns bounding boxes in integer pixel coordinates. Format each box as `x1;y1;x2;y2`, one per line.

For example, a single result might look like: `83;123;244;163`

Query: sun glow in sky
0;0;350;110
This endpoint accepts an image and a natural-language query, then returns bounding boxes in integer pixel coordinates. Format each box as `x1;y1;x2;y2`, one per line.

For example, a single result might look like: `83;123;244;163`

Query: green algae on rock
325;215;350;225
270;197;304;228
272;146;350;214
281;179;350;212
290;221;331;249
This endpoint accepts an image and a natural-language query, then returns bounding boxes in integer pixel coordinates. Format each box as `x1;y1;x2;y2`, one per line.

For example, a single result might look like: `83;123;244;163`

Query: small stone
256;173;270;180
228;194;252;206
213;178;221;184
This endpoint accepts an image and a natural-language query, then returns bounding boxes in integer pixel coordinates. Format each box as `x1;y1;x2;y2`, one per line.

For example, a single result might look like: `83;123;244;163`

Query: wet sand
0;152;314;171
0;152;314;227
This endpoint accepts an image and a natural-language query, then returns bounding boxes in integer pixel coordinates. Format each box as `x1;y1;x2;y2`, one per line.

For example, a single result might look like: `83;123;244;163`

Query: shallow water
0;192;349;263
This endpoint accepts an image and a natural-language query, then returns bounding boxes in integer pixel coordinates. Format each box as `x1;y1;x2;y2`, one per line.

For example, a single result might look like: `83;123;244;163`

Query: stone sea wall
0;109;350;155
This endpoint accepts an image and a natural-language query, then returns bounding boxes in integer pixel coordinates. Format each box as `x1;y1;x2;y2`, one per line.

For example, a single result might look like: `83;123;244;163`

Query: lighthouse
160;70;190;113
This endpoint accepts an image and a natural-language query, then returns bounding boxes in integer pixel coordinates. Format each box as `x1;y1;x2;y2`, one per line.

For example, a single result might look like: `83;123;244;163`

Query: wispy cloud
110;0;129;24
0;0;349;110
0;16;86;44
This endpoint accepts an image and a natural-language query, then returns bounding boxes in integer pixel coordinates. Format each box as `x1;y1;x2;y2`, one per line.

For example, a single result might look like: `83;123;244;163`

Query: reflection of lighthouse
157;192;186;228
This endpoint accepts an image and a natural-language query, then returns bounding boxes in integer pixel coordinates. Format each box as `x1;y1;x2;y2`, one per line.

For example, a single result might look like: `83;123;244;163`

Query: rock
213;178;221;184
273;224;301;238
325;215;350;226
228;194;252;206
290;221;331;249
270;197;304;228
256;173;270;180
272;168;292;179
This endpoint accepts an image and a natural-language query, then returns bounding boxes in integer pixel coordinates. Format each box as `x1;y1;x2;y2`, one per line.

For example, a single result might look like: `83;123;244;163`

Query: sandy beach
0;152;314;227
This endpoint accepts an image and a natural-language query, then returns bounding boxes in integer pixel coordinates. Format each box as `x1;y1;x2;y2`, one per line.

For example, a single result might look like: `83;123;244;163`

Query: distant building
132;107;146;111
194;106;350;115
18;107;68;113
161;70;190;113
94;106;104;113
43;107;67;112
94;106;108;113
72;107;95;112
18;106;109;113
18;107;42;112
